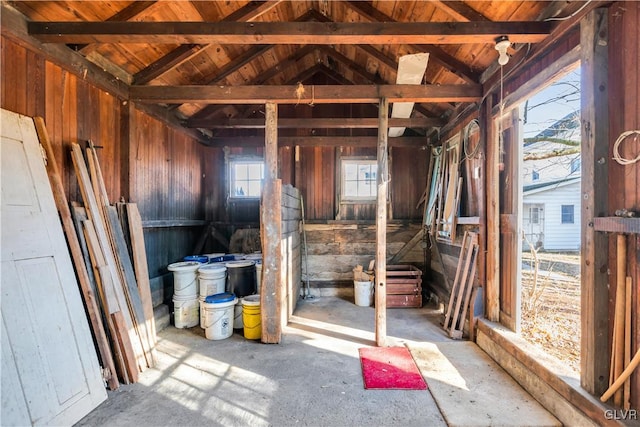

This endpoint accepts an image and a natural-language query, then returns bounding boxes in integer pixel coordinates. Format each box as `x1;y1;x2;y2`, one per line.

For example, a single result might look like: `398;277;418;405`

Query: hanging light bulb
495;36;511;66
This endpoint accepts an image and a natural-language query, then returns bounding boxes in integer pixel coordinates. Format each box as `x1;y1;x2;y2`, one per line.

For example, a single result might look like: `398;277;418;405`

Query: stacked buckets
168;253;263;341
197;264;227;328
168;261;201;328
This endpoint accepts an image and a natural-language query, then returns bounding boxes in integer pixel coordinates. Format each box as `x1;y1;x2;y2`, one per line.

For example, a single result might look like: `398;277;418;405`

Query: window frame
228;157;265;200
530;207;540;224
339;157;378;203
561;204;575;224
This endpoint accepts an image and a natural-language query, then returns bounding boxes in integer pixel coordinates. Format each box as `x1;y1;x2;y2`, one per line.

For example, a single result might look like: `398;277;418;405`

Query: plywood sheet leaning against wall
443;231;479;339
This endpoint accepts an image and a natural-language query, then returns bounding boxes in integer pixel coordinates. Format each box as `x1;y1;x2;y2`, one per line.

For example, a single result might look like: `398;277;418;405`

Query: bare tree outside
519;68;581;376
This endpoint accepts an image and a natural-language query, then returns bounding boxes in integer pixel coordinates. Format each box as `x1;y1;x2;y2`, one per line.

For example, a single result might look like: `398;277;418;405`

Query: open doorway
518;68;582;376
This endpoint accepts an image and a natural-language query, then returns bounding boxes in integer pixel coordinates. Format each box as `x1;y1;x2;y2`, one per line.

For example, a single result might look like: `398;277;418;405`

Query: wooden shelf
593;217;640;234
457;216;480;225
141;219;207;229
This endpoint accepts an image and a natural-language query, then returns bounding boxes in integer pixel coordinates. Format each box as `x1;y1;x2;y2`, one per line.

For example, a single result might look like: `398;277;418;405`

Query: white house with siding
522;177;581;251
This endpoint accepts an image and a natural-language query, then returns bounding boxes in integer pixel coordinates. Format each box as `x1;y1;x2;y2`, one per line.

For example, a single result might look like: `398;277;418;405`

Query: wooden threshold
477;319;619;426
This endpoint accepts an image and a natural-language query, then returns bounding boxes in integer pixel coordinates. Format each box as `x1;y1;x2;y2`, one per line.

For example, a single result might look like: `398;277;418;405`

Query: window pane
235;164;248;180
344;181;357;197
235;183;248;196
357;164;370;181
248;163;263;180
361;179;374;197
247;181;261;197
344;163;357;180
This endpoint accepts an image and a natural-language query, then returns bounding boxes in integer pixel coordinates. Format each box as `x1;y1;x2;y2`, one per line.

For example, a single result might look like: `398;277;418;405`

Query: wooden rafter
72;1;157;53
430;1;490;22
187;44;317;122
344;1;482;83
133;1;284;85
29;21;553;45
317;45;385;84
130;84;482;104
186;117;443;129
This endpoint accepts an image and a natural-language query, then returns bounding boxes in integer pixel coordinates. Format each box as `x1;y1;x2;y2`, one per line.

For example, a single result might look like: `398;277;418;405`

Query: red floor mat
359;346;428;390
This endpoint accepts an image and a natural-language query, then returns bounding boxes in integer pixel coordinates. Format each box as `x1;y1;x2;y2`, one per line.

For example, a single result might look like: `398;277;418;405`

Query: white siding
523;180;581;250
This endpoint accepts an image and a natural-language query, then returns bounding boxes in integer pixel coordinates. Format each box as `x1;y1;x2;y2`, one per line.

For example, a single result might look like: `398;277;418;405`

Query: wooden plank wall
281;185;302;317
608;1;640;409
130;109;210;305
303;222;423;286
1;36;208;308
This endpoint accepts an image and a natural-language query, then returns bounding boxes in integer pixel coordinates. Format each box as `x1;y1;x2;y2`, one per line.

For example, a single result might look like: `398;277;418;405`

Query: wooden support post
34;118;119;390
375;98;389;347
485;99;500;321
261;102;283;343
580;8;610;396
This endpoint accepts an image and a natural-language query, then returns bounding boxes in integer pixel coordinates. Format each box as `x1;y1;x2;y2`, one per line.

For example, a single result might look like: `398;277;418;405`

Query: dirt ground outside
520;251;581;376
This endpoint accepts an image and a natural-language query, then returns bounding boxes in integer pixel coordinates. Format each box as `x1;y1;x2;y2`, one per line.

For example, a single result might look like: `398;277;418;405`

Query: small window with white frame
341;158;377;201
229;158;264;198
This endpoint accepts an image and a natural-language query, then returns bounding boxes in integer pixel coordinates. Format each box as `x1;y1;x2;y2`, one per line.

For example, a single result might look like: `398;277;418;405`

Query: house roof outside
523;176;580;195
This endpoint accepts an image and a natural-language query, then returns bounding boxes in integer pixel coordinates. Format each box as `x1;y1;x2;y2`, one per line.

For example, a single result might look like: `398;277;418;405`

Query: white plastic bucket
198;264;227;298
202;293;238;340
233;299;244;329
173;294;199;328
168;261;200;298
354;281;374;307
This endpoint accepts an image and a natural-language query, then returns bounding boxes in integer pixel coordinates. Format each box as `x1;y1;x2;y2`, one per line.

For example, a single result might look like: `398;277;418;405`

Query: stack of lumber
35;119;156;389
442;231;479;339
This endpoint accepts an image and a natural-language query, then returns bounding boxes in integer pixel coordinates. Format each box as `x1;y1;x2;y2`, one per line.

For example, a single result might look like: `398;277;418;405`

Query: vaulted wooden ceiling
6;1;594;141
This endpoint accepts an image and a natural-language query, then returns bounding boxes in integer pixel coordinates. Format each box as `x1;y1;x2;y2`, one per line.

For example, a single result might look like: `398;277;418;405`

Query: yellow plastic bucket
242;294;261;340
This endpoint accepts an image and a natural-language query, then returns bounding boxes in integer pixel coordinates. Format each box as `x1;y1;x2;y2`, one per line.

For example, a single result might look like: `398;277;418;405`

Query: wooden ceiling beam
186;117;443;129
29;21;553;45
130;84;482;104
206;136;429;148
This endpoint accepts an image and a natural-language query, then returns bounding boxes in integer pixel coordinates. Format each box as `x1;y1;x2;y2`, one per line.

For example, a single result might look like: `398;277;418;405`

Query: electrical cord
463;118;481;160
612;130;640;165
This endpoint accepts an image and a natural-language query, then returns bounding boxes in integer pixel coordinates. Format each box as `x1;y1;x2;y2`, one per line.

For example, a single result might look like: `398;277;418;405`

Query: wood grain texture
34;117;118;390
375;97;389;347
580;8;610;397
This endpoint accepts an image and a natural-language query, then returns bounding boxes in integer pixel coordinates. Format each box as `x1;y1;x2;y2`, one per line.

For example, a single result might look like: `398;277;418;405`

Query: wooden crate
386;265;423;308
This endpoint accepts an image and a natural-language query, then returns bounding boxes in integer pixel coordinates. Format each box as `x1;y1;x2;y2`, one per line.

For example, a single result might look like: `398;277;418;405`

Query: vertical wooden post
261;102;283;343
485;99;500;321
375;98;389;347
580;8;609;396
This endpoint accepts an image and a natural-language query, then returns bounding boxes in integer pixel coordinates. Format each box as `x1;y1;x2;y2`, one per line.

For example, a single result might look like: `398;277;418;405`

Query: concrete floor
76;294;558;427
